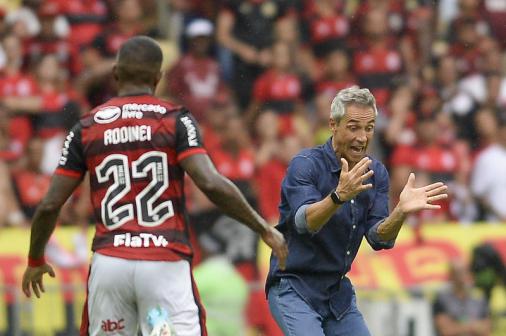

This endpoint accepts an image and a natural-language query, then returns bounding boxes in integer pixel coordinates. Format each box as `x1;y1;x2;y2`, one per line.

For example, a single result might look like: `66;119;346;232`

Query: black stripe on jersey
83;132;176;157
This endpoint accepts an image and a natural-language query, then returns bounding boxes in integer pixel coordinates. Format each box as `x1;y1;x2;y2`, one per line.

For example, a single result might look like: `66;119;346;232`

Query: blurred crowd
0;0;505;334
1;0;505;229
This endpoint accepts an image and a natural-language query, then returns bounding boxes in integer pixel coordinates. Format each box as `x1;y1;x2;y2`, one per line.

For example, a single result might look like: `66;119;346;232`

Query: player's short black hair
115;36;163;85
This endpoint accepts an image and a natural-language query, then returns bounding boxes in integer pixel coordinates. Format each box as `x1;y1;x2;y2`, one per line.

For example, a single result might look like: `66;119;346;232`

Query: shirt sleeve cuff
294;204;321;235
367;219;395;249
177;148;207;162
294;204;309;234
54;167;84;179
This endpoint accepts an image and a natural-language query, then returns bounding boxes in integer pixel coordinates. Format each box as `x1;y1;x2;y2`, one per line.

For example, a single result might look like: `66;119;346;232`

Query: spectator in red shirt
352;8;405;110
92;0;149;59
4;54;83;137
0;34;38;97
353;0;410;37
3;54;84;173
390;109;465;222
216;0;295;108
252;112;303;336
205;113;283;334
54;0;108;48
254;110;303;224
448;18;486;77
296;0;349;79
314;48;356;98
77;0;155;107
0;33;37;160
200;93;237;154
209;115;255;189
162;19;228;122
247;41;304;136
24;1;81;75
446;0;491;44
254;110;281;222
10;137;51;220
0;103;30;163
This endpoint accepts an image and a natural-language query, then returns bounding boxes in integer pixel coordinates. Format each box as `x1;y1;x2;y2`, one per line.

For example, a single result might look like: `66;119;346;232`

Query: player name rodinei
104;125;152;145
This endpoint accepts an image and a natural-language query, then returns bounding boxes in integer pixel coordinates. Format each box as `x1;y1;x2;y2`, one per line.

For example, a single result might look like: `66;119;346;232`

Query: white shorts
81;253;206;336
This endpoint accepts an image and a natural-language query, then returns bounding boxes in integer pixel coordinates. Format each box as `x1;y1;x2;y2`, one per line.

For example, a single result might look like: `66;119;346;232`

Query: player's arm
22;175;82;298
28;176;83;262
182;154;268;234
175;110;287;268
181;154;287;269
22;123;87;298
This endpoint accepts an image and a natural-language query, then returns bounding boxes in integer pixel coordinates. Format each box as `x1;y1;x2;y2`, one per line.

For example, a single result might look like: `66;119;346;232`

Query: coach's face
330;104;375;168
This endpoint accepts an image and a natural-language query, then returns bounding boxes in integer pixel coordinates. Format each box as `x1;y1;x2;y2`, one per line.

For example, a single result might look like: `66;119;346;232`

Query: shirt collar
324;137;341;173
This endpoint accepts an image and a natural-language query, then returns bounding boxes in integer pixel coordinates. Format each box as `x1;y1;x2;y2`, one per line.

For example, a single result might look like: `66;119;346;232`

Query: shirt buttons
346;251;350;255
350;199;354;204
352;225;356;229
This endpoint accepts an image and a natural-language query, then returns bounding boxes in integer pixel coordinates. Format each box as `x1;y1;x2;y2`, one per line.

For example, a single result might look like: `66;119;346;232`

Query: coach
266;86;448;335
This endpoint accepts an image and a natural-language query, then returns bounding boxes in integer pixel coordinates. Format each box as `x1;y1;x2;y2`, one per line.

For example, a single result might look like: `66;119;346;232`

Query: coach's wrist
330;188;346;205
335;186;351;203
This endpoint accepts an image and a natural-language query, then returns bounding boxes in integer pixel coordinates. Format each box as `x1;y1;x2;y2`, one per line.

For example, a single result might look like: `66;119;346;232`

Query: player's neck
117;84;154;97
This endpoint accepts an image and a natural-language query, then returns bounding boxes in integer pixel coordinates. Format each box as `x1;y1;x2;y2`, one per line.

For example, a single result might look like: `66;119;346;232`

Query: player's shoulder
79;95;187;128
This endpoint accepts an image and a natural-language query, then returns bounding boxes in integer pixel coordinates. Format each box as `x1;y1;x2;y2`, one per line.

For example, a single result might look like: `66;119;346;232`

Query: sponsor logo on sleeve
58;131;74;166
180;116;198;147
94;106;121;124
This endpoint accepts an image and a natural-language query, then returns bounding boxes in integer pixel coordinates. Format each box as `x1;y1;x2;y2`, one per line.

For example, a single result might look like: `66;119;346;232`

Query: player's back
59;95;206;261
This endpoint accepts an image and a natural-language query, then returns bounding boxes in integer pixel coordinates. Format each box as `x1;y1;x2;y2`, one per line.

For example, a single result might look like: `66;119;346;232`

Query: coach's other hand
262;226;288;270
22;264;55;298
399;173;448;214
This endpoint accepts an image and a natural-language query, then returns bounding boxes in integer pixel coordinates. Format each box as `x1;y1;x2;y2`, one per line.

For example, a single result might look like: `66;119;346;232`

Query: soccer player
21;36;288;336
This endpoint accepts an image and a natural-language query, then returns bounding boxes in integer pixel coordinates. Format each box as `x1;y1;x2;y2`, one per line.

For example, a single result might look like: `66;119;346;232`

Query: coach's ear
329;117;337;132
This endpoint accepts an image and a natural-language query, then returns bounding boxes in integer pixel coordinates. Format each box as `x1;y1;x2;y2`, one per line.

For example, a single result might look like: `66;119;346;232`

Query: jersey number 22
95;151;174;230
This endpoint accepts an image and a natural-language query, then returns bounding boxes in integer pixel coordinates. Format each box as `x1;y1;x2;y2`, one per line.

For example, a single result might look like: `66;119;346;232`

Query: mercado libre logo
94;106;121;124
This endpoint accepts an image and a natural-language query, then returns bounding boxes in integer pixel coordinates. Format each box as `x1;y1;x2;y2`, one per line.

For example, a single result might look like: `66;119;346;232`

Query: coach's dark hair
114;36;163;85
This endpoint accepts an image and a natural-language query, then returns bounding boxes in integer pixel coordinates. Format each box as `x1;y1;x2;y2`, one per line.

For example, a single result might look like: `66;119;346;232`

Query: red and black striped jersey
55;95;207;261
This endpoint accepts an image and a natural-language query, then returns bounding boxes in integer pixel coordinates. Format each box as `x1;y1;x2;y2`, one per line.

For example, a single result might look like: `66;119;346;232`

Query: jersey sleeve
54;122;87;179
175;109;207;162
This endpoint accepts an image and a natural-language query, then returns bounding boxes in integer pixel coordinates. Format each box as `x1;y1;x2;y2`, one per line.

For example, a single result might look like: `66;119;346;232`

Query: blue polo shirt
266;137;395;319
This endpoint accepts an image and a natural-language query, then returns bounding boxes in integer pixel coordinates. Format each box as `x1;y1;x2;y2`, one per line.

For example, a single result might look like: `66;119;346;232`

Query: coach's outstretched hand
336;158;374;202
22;264;55;298
399;173;448;214
261;226;288;270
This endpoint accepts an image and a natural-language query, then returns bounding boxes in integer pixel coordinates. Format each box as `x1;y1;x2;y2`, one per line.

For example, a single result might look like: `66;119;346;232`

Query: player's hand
398;173;448;214
261;226;288;271
336;157;374;202
22;264;55;298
